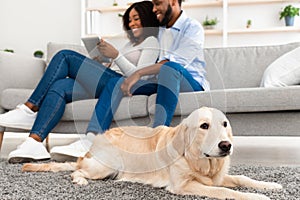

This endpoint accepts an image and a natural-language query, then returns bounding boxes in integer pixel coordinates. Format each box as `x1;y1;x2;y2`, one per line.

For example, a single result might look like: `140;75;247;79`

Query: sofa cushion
148;86;300;115
64;96;149;121
205;42;300;90
0;51;45;104
1;88;149;121
1;89;33;109
260;47;300;87
46;42;89;65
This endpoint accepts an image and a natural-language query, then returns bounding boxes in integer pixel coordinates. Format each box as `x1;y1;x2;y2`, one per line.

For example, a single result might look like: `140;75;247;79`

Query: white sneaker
50;133;95;161
0;104;36;130
8;137;50;164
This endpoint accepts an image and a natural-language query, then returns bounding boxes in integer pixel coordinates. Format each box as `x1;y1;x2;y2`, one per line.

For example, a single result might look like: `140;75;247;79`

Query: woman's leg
87;77;124;133
30;78;91;141
0;49;121;130
28;50;85;107
7;78;91;163
28;49;120;108
153;62;204;127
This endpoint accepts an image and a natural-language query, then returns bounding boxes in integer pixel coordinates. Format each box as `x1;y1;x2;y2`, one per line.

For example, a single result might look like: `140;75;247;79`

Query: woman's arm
114;36;160;77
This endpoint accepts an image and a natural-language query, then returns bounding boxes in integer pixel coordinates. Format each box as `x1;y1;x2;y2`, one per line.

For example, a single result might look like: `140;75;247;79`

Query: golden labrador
22;107;282;200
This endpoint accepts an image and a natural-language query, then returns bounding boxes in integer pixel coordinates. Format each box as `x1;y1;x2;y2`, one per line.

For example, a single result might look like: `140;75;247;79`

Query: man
52;0;210;159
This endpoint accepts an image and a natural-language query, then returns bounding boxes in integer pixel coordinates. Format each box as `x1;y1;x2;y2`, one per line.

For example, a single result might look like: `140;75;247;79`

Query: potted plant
33;50;44;58
112;0;118;6
246;19;252;28
3;49;14;53
202;16;218;29
279;5;300;26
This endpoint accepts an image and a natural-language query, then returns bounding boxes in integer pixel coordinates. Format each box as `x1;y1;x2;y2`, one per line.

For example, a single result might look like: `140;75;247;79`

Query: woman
0;1;159;163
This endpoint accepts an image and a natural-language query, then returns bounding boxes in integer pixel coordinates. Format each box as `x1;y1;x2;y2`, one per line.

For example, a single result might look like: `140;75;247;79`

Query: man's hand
121;72;141;97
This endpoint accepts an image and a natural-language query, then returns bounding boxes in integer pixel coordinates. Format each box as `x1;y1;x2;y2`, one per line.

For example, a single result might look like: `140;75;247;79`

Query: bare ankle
24;102;39;112
29;134;42;142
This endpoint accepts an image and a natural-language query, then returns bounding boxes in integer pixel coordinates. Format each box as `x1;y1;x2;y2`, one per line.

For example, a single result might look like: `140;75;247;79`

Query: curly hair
122;1;159;44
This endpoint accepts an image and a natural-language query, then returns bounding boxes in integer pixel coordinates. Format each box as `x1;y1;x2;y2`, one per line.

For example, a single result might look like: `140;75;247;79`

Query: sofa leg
0;131;4;152
45;136;50;152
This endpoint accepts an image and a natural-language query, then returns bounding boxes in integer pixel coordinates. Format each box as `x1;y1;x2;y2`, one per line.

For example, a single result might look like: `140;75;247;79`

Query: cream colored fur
22;107;282;200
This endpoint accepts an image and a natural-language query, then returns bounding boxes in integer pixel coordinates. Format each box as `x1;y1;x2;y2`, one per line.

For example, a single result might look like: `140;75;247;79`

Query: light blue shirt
158;11;210;91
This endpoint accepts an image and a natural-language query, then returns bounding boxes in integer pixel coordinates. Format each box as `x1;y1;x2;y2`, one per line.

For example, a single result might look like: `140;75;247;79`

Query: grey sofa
1;41;300;151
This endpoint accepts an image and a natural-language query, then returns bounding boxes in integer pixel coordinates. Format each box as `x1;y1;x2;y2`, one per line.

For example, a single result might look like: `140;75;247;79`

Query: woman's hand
121;72;141;97
97;39;119;59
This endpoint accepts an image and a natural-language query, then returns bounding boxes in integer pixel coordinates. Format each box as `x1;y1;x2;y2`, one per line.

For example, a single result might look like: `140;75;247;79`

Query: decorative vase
285;16;295;26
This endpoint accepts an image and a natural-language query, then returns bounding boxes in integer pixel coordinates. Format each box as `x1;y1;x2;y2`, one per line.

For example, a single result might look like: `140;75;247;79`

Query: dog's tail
22;162;77;173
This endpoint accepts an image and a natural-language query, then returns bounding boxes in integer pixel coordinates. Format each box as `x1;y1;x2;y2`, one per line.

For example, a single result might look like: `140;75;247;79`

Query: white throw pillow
260;47;300;87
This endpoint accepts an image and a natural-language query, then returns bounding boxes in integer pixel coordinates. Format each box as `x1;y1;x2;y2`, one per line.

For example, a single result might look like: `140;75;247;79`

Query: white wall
0;0;299;56
0;0;81;56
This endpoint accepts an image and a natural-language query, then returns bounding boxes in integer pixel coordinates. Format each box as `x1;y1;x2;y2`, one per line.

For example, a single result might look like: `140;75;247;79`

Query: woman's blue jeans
28;50;122;141
89;61;204;134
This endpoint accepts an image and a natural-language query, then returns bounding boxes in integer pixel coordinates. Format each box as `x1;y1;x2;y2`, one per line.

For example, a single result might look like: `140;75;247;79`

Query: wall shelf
228;26;300;34
86;1;224;13
228;0;300;6
204;29;223;35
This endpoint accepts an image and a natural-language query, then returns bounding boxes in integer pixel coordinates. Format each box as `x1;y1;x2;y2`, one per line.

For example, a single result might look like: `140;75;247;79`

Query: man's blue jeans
88;61;204;134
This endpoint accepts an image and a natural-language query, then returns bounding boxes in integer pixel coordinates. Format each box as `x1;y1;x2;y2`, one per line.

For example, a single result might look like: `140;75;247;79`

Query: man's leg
153;62;204;127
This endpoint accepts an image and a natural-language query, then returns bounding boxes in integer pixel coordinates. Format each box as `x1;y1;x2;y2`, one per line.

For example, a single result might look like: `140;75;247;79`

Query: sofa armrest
0;51;46;113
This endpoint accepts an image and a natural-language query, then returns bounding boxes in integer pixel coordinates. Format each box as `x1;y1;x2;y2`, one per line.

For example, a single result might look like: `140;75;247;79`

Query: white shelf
182;1;223;8
205;29;223;35
228;26;300;34
86;1;224;13
205;26;300;35
228;0;300;6
86;6;127;13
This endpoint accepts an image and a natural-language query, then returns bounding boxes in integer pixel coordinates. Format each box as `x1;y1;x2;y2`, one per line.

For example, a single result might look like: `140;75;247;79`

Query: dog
22;107;282;200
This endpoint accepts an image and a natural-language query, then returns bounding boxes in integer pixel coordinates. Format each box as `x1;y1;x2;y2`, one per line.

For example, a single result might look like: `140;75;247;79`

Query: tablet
81;36;110;62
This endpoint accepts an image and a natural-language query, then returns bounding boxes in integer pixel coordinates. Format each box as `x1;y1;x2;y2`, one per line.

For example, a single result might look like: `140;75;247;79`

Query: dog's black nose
218;141;231;153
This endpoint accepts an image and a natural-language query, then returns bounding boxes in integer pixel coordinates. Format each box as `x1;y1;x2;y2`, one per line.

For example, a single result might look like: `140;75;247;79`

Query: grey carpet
0;159;299;200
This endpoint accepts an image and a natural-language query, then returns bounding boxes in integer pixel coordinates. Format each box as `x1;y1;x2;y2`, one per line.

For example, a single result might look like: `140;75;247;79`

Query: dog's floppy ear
181;111;199;128
181;107;209;128
167;124;188;157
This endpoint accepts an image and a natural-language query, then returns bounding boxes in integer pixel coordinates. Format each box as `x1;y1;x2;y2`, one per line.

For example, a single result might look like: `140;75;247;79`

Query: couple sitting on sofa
0;0;210;164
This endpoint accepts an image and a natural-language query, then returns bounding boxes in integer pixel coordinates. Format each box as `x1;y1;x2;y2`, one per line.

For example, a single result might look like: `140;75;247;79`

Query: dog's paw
243;193;270;200
265;182;282;190
72;177;89;185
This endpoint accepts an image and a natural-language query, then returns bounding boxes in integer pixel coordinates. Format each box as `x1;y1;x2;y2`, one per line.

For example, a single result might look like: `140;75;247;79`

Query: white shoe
0;104;36;130
50;133;95;161
8;137;50;164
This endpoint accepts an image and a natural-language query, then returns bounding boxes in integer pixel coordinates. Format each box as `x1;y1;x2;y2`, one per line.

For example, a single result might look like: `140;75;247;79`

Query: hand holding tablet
81;36;111;63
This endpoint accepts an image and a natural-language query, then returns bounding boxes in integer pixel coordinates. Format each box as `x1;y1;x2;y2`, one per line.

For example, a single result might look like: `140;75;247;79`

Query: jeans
28;50;122;141
89;61;204;134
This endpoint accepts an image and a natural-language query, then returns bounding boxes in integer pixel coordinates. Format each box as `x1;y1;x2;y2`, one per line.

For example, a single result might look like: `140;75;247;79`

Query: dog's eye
223;121;227;127
200;123;209;129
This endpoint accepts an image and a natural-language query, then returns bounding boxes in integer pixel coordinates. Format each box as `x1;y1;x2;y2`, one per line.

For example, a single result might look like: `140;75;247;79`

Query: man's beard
159;5;172;26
